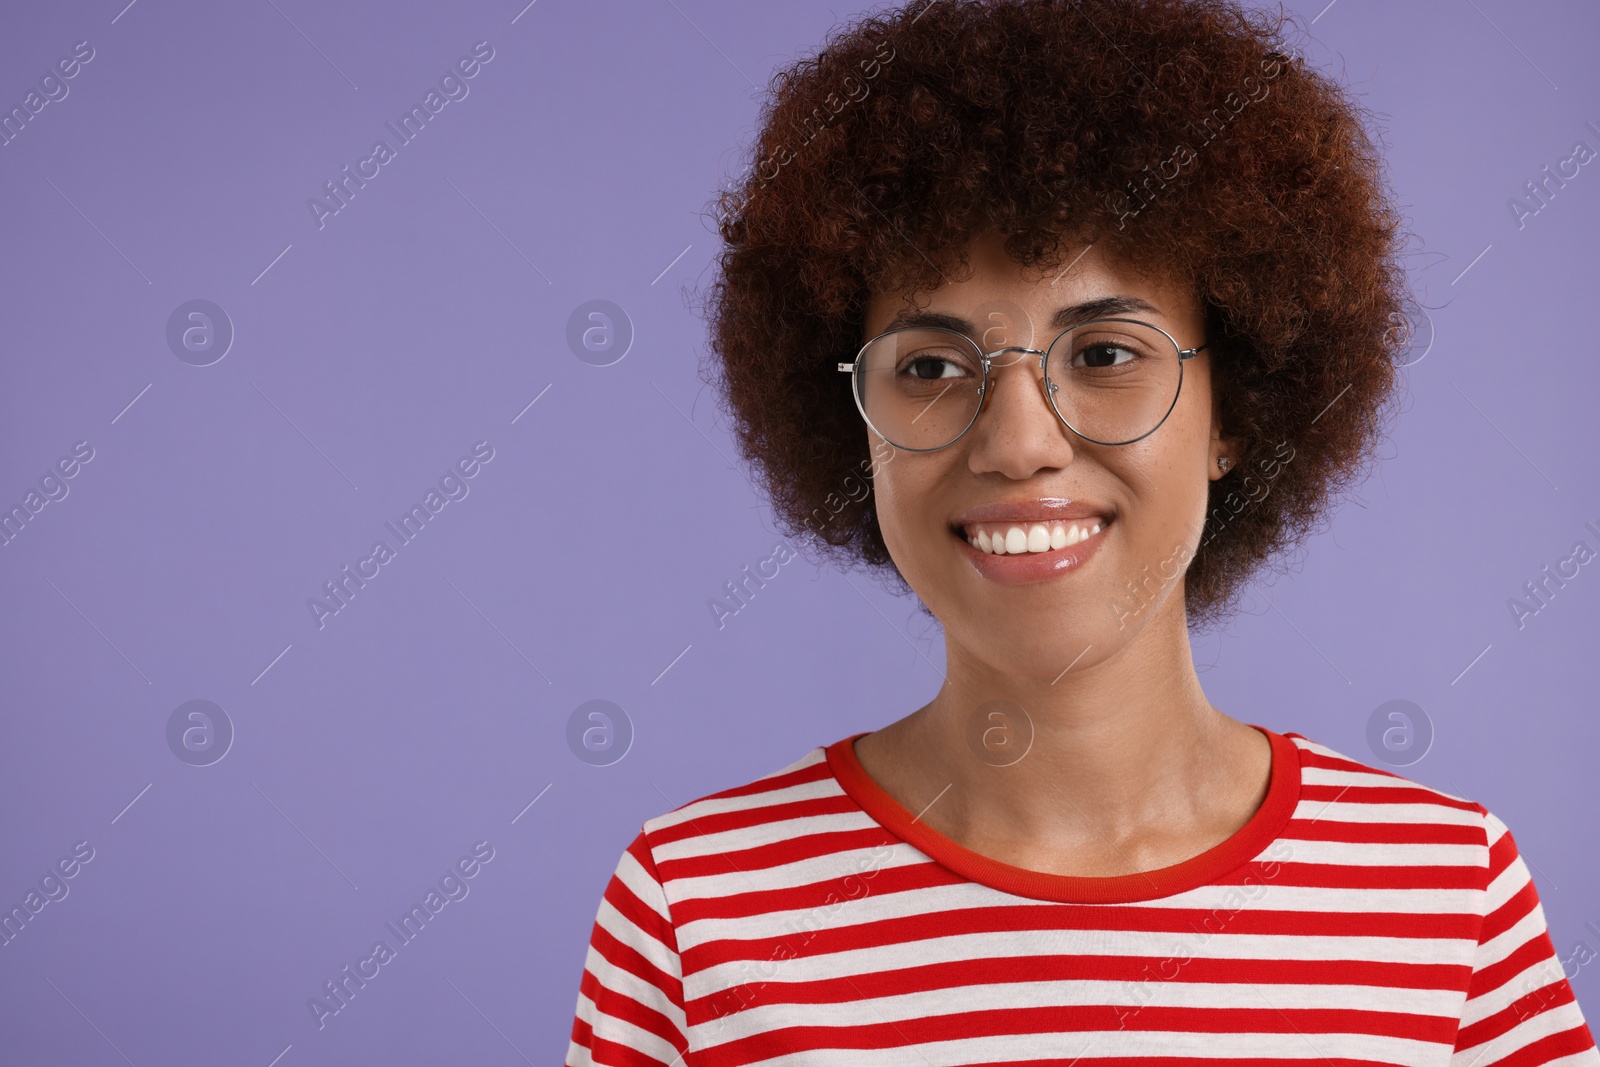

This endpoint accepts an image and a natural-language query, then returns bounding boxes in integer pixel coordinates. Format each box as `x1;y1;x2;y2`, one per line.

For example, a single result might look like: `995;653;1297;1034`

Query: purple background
2;0;1597;1062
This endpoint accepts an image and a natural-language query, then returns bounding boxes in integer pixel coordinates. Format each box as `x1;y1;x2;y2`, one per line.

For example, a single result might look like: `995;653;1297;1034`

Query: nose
962;347;1078;478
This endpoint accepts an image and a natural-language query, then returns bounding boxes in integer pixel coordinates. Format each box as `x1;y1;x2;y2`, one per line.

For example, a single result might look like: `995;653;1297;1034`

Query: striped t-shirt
566;725;1599;1066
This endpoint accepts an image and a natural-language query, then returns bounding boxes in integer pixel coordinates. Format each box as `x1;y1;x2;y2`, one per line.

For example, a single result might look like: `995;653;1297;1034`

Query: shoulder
1281;729;1500;864
632;740;874;880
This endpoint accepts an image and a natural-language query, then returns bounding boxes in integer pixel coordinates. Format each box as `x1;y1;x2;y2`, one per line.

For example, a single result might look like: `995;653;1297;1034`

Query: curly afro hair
697;0;1416;633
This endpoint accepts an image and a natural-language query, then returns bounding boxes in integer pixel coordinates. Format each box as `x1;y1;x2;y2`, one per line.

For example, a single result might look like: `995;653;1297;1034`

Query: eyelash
895;341;1144;377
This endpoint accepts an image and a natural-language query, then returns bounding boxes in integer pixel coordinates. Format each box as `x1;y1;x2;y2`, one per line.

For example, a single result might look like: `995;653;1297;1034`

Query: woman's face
863;231;1231;678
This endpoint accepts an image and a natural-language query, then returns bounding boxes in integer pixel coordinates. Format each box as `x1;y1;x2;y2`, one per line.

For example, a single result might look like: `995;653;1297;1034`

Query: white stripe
693;974;1469;1046
612;844;674;926
1290;735;1376;764
647;758;836;833
1459;943;1570;1028
724;1023;1447;1067
679;881;1490;950
578;940;683;1029
669;840;911;902
1533;1052;1600;1067
1451;998;1599;1066
1300;766;1476;807
1483;808;1513;849
1259;838;1482;866
1292;742;1476;807
1300;764;1427;789
592;892;680;975
664;831;1480;910
1295;800;1484;826
1485;851;1533;916
1472;903;1560;985
684;925;1478;991
653;809;879;866
567;985;683;1065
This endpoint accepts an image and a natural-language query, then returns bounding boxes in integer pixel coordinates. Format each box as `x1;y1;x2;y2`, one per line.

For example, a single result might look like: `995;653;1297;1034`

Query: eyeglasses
836;317;1209;452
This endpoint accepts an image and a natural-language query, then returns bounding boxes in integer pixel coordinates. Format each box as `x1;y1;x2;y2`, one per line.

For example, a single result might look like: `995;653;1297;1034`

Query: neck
889;593;1255;860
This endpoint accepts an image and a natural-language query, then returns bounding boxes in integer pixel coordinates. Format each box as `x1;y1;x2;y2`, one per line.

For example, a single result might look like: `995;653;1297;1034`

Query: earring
1217;456;1232;473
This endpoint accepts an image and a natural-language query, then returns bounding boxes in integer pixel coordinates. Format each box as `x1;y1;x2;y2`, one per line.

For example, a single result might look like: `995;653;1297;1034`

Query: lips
961;518;1104;555
949;498;1113;547
951;496;1113;527
947;497;1114;585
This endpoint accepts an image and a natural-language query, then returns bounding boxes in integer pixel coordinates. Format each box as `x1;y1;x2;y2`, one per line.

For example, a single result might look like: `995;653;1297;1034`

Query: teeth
964;520;1104;555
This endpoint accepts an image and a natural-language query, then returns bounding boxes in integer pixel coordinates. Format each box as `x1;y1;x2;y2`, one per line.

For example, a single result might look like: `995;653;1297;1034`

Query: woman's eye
905;355;965;379
1073;343;1136;368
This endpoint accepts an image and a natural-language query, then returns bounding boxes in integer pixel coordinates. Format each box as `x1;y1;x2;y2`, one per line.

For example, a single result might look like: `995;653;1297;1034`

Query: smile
950;517;1112;585
959;519;1105;555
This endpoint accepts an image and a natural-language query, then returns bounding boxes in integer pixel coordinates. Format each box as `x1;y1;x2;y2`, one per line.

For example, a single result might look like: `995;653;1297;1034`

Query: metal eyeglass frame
836;316;1210;452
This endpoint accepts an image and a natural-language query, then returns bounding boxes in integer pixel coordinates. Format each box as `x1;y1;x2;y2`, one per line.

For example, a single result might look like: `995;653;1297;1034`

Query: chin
953;620;1109;681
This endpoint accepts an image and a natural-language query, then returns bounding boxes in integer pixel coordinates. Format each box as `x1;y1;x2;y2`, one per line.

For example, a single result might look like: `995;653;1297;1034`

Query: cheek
1110;432;1210;552
872;471;913;554
1153;377;1218;484
871;457;944;561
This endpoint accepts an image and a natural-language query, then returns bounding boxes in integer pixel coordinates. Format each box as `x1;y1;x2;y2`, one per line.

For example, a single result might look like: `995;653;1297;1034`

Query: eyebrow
882;295;1161;335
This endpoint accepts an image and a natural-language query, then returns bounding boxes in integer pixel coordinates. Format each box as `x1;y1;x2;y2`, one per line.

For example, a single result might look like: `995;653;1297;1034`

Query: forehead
863;235;1195;337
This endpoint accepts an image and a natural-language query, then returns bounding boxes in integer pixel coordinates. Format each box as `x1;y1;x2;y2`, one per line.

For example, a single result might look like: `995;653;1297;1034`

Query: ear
1207;372;1240;482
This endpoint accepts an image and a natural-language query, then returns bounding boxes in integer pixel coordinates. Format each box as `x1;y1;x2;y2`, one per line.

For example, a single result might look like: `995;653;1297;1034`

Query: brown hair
696;0;1416;632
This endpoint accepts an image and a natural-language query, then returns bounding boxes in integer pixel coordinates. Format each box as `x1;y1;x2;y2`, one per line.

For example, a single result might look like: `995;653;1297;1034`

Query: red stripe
698;1003;1458;1066
683;952;1473;1021
650;792;860;854
657;819;894;883
575;964;685;1062
1487;1025;1600;1066
652;759;834;819
1280;817;1484;846
1298;782;1485;812
681;901;1482;981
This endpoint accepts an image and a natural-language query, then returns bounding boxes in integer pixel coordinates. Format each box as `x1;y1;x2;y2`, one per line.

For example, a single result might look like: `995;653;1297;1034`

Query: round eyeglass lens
853;327;984;451
1042;318;1185;446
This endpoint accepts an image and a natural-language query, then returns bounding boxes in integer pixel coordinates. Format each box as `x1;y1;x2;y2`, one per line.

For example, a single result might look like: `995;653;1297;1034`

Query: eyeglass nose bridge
974;344;1058;404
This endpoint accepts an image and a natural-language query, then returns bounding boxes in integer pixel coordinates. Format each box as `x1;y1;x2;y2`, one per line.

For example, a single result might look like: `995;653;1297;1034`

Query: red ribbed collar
824;723;1302;904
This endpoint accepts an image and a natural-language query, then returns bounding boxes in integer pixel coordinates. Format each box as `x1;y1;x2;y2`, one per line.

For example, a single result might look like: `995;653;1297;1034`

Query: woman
566;0;1599;1062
